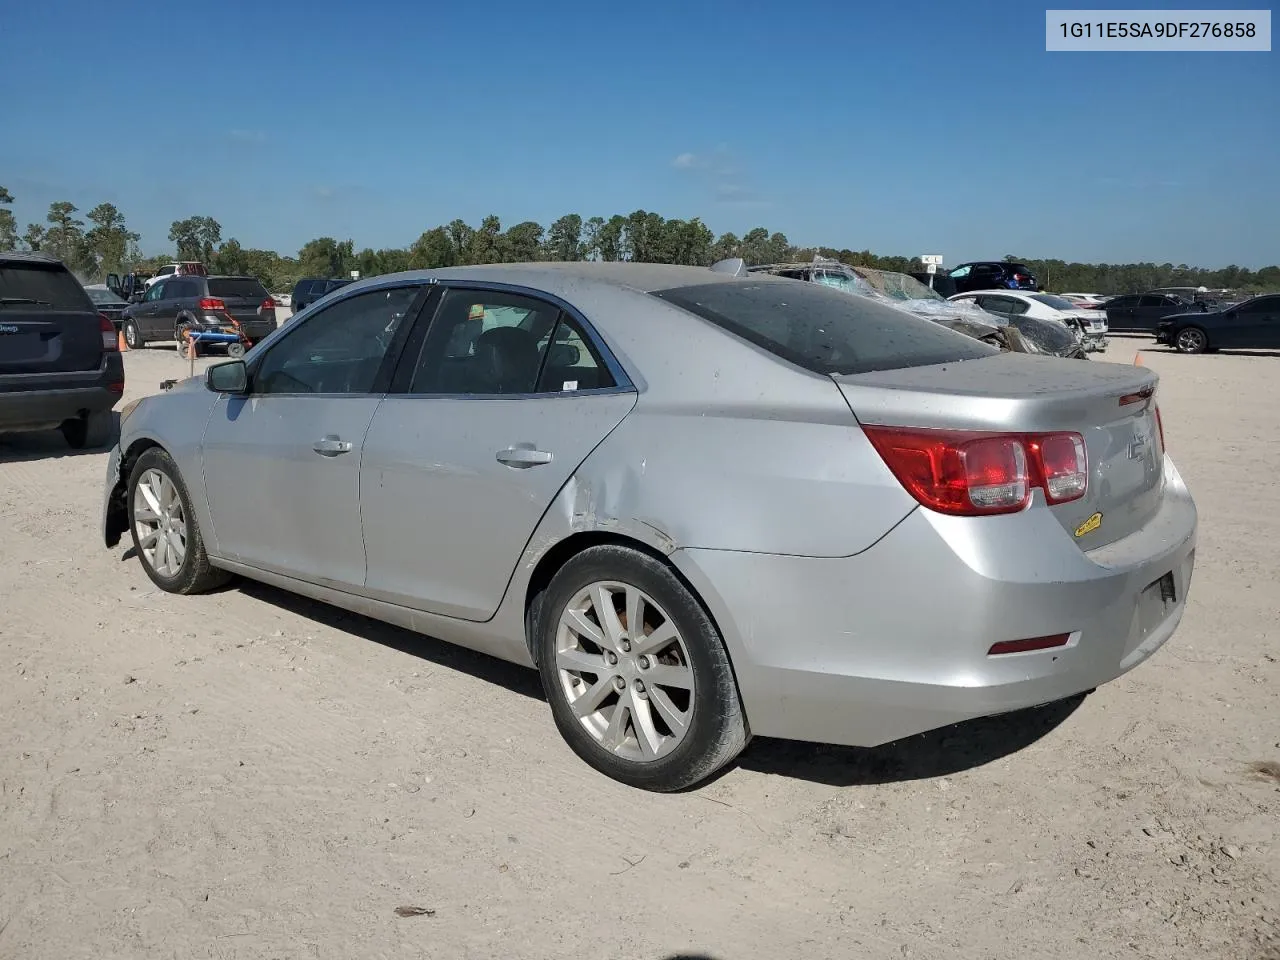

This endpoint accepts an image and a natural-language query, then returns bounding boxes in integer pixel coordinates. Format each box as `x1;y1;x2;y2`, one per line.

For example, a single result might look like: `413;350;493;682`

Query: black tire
1175;326;1208;354
123;319;144;350
126;447;231;594
534;544;749;792
61;410;117;449
175;319;198;355
227;341;246;359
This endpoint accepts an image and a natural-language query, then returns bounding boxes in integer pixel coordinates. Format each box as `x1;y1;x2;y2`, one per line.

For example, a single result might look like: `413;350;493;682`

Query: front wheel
535;545;749;792
1175;326;1208;354
127;447;231;594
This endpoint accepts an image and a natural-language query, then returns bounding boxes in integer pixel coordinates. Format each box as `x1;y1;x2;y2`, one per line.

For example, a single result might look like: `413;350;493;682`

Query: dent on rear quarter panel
557;401;918;559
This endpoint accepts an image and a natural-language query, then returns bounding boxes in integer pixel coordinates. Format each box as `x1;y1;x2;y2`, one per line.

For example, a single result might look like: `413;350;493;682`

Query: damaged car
102;262;1195;791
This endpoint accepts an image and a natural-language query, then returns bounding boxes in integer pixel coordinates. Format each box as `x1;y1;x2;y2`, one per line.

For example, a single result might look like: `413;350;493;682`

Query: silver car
102;263;1198;791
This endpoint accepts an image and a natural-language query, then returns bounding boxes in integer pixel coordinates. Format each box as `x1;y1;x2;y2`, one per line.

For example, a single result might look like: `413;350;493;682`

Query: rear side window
0;262;94;310
208;278;269;300
652;281;996;376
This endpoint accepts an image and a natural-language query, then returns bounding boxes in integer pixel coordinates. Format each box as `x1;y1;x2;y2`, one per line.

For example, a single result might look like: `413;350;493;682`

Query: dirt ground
1;335;1276;960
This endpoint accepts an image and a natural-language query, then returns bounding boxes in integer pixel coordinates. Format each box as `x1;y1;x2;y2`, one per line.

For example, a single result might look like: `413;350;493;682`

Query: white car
1060;292;1111;305
144;262;208;289
273;292;292;307
948;290;1109;352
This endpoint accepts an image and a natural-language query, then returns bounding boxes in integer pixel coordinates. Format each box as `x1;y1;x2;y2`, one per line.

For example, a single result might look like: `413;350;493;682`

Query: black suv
120;275;278;349
0;252;124;448
947;261;1039;294
291;277;352;312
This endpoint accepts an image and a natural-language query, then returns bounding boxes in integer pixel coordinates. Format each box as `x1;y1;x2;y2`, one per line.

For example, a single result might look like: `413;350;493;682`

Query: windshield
852;267;945;302
1031;294;1080;311
86;287;127;306
652;280;996;376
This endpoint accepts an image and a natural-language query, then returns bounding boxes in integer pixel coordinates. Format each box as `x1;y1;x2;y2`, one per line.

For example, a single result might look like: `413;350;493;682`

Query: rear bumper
197;315;277;340
0;355;124;432
672;456;1197;748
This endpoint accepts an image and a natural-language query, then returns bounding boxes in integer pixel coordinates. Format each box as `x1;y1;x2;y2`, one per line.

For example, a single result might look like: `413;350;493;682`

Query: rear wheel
535;545;749;792
61;410;116;450
227;341;246;359
175;320;198;355
127;447;230;594
1175;326;1208;354
123;319;143;350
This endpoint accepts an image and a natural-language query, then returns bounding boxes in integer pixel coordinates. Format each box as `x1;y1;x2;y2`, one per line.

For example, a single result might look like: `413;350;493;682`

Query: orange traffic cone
1133;351;1143;366
186;334;197;361
118;328;129;351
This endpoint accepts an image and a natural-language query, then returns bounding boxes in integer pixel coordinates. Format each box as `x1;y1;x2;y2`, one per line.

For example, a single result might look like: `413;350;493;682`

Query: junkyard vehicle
1;252;123;448
1103;292;1201;333
948;290;1108;353
103;262;1197;792
84;284;130;330
291;277;353;312
143;261;207;290
948;261;1039;293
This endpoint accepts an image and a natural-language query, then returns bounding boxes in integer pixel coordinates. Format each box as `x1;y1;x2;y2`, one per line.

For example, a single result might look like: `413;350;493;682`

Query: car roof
340;262;791;300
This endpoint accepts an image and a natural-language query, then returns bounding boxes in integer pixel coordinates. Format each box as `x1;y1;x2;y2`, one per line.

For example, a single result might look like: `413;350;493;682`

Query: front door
200;283;427;588
360;287;637;620
1231;295;1280;347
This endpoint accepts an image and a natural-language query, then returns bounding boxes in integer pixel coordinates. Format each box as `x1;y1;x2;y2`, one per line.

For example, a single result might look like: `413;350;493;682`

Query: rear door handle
313;435;353;457
496;445;553;468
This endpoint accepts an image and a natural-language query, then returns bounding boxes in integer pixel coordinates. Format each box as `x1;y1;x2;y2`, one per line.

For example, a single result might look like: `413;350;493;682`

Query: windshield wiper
0;297;53;306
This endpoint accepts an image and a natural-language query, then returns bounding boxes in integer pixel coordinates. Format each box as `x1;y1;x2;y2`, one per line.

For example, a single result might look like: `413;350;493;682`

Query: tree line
3;187;1277;295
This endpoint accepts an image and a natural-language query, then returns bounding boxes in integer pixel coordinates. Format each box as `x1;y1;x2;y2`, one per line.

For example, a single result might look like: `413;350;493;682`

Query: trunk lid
835;353;1165;550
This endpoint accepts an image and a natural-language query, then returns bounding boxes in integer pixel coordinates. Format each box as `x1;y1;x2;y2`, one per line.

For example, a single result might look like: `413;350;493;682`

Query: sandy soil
1;336;1276;960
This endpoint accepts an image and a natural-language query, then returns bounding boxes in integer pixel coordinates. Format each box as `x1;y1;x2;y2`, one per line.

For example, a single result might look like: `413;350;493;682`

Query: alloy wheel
133;468;188;577
555;581;695;762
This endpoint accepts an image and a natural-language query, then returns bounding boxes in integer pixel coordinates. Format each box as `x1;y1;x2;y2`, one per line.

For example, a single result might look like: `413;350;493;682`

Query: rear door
0;259;103;376
207;277;270;325
1104;295;1141;331
359;286;637;620
1134;295;1175;332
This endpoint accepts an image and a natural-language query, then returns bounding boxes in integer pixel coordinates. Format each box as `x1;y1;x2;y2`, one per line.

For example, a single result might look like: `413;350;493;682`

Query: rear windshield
1031;294;1079;311
652;280;997;376
208;277;269;300
86;287;127;306
1013;316;1076;353
326;279;353;292
0;262;94;310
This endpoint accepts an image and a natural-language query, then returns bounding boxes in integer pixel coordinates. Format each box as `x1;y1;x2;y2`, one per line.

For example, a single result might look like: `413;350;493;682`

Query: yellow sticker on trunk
1075;512;1103;538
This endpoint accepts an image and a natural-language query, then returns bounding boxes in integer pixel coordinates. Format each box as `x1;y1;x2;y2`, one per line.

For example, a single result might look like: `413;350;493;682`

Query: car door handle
313;436;353;457
496;446;553;468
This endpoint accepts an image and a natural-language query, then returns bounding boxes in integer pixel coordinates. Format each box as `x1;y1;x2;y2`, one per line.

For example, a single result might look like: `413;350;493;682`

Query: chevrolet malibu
102;262;1197;791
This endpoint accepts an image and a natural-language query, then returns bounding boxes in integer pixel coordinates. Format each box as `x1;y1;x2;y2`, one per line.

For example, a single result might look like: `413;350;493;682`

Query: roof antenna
709;257;748;277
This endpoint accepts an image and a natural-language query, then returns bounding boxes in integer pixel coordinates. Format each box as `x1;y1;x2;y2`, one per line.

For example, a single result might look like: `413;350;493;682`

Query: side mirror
206;360;248;394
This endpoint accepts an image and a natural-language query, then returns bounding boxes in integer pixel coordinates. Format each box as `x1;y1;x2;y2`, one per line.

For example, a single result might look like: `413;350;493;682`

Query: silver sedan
102;262;1198;791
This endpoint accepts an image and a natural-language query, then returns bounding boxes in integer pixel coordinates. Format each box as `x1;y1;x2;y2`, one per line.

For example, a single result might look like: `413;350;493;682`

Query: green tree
0;186;16;251
546;214;583;261
85;203;140;277
596;215;627;262
45;201;86;266
502;220;545;262
169;215;222;262
581;216;605;261
21;223;44;251
466;215;503;264
409;227;457;269
445;219;475;259
298;237;355;278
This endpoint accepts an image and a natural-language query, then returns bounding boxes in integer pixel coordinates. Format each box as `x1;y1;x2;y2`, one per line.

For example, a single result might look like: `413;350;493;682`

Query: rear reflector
988;634;1070;656
107;381;125;394
99;313;118;351
862;426;1088;516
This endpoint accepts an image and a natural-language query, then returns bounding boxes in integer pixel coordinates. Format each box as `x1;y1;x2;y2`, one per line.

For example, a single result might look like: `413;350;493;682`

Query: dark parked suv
291;277;352;312
120;275;278;349
947;261;1039;294
0;252;124;448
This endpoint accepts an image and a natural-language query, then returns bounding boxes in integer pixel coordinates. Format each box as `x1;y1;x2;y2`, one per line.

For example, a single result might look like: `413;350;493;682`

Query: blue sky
2;0;1276;266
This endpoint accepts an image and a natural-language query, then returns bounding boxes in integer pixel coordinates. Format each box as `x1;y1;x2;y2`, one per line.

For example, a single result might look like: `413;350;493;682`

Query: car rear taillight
99;313;118;351
863;426;1089;517
1032;434;1088;503
107;380;125;394
260;297;276;312
198;297;226;312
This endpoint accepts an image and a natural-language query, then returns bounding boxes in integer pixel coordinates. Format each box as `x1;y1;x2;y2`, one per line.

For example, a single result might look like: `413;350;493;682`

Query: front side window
253;285;420;395
144;282;166;302
409;289;560;395
948;265;972;279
